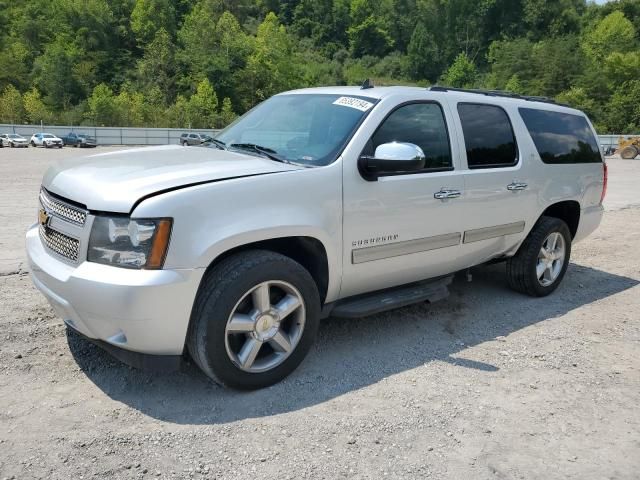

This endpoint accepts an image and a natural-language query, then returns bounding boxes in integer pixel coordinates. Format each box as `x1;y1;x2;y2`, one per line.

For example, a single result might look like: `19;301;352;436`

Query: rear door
451;101;538;264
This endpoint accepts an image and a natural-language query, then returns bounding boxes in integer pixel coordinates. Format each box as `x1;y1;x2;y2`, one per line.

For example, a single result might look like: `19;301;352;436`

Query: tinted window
366;102;452;170
519;108;601;164
458;103;518;168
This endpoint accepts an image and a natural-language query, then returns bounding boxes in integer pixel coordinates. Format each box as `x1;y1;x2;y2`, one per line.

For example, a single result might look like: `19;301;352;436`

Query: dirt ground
0;147;639;480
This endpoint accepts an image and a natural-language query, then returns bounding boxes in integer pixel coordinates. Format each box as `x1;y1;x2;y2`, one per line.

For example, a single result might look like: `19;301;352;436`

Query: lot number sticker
333;97;375;112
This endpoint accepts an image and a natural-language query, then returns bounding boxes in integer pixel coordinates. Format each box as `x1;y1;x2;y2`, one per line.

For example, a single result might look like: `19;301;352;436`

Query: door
341;101;468;299
452;102;538;264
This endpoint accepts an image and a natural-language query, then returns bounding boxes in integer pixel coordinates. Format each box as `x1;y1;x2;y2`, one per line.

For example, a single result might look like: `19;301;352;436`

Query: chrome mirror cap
374;142;426;162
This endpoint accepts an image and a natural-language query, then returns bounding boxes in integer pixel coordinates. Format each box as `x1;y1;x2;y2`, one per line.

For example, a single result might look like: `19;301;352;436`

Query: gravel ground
0;147;639;479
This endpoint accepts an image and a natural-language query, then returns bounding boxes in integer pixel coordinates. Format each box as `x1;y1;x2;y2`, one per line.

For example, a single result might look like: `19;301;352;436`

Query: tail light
600;162;608;205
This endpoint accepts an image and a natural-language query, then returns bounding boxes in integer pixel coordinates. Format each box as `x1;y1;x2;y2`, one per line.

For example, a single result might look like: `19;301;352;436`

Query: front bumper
26;224;204;358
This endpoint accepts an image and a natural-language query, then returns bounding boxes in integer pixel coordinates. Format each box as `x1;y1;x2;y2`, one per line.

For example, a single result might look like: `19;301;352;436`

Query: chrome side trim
352;232;461;264
463;221;525;244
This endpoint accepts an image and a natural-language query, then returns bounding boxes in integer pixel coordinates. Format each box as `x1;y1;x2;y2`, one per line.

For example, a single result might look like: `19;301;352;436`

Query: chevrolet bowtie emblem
38;208;50;227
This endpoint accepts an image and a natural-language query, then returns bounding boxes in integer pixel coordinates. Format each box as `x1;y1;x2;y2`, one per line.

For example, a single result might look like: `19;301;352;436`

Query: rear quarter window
519;108;601;164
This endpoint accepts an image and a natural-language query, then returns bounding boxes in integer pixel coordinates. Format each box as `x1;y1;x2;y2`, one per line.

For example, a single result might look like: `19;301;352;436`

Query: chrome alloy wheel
224;280;306;373
536;232;566;287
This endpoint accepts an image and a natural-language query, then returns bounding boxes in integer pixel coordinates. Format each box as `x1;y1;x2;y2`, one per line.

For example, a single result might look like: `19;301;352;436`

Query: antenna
361;79;374;90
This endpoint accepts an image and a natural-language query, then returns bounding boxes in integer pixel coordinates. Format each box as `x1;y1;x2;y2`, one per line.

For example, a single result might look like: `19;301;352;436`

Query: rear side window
519;108;601;164
368;102;452;170
458;103;518;168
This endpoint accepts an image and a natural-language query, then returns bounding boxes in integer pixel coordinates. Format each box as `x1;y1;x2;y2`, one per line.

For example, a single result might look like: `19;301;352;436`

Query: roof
279;85;583;115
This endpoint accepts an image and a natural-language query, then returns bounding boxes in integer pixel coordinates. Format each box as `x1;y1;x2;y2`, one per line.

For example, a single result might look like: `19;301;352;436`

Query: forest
0;0;639;133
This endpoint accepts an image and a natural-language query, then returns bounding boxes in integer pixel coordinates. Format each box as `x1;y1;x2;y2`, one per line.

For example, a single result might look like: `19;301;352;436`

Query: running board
327;275;453;319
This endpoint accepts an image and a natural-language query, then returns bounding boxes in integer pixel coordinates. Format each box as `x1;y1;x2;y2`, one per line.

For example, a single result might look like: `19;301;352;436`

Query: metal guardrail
0;124;637;148
0;124;221;146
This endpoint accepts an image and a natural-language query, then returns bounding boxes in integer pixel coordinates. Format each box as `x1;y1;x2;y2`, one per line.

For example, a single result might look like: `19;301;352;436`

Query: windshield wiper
229;143;293;164
202;138;227;150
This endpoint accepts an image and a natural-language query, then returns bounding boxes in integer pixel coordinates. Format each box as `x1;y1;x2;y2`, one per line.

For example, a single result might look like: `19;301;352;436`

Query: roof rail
428;86;567;106
361;78;374;90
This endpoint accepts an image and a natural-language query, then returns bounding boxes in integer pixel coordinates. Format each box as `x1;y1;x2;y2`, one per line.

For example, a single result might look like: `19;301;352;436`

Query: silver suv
180;132;212;146
27;86;606;390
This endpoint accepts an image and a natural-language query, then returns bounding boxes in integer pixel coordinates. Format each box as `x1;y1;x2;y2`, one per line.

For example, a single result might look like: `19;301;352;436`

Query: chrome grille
39;189;87;225
39;225;80;262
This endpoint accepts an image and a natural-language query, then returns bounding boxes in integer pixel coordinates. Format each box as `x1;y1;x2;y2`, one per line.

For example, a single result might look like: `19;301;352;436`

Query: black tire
506;216;572;297
182;141;188;147
188;250;320;390
31;141;35;147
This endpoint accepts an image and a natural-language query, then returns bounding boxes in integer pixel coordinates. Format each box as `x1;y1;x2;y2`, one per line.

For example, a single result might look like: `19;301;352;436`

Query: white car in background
0;133;29;148
30;133;64;148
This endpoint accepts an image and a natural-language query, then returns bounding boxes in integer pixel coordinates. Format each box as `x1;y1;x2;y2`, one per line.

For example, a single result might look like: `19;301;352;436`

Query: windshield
8;134;21;138
43;134;54;138
214;94;377;166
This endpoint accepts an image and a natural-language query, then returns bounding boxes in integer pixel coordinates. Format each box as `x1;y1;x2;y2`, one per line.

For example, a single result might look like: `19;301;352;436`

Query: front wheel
506;216;572;297
188;250;320;390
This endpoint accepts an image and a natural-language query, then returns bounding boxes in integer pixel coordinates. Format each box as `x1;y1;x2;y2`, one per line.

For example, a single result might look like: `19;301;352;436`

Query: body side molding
463;221;525;244
352;232;461;264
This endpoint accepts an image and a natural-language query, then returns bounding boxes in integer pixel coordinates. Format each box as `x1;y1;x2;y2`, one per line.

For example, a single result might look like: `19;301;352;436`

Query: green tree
505;74;523;94
87;83;118;126
0;85;25;124
603;80;640;133
136;28;175;104
241;12;298;107
131;0;176;47
406;22;442;82
0;41;31;92
187;78;219;128
32;35;87;109
218;97;237;128
166;94;189;128
23;88;52;124
582;11;636;62
348;0;394;58
441;53;477;88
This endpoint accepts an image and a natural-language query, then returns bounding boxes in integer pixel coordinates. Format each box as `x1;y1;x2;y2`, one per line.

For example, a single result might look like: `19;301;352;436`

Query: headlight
88;216;172;269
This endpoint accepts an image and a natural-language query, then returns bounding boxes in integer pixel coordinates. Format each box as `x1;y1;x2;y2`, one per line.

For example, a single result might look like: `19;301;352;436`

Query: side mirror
359;142;426;181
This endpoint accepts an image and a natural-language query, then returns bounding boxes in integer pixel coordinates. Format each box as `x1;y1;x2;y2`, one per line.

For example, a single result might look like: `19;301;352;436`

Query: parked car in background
60;132;97;148
30;133;64;148
0;133;29;148
180;132;212;146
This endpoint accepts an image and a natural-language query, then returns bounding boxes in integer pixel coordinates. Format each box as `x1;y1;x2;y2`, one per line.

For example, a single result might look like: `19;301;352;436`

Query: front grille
39;225;80;262
39;189;87;225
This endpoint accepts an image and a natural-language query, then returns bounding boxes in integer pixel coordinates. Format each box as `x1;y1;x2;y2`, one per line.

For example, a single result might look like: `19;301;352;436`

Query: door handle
434;189;462;200
507;182;528;191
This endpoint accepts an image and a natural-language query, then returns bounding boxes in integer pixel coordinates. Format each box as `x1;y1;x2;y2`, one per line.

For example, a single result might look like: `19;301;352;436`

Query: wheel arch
201;236;331;305
539;200;581;239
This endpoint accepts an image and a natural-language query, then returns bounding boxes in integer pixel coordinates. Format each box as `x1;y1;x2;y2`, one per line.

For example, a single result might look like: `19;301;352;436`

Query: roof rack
428;86;567;106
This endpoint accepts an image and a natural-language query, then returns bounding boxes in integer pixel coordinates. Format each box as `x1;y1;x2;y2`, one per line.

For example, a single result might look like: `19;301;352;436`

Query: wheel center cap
254;313;279;341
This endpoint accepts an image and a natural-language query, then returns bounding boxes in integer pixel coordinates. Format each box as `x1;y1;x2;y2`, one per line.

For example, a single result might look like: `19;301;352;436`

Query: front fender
132;164;343;302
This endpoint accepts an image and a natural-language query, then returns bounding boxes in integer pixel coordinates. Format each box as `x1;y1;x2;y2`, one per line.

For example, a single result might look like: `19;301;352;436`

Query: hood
43;145;301;213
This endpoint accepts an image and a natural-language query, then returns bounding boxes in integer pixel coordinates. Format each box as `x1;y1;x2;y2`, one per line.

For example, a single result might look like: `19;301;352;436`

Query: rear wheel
188;250;320;390
506;216;572;297
620;145;638;160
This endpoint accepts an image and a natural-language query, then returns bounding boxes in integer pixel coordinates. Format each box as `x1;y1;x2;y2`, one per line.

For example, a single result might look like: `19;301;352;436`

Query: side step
328;275;453;319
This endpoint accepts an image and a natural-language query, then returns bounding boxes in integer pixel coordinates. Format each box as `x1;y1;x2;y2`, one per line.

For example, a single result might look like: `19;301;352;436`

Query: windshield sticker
333;97;375;112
